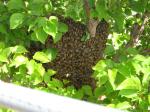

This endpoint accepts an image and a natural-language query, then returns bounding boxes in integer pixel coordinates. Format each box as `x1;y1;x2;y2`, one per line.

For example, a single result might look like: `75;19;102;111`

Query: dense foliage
0;0;150;111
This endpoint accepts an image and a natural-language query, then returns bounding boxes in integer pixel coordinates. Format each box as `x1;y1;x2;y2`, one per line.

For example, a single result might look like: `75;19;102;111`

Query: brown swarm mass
44;16;109;88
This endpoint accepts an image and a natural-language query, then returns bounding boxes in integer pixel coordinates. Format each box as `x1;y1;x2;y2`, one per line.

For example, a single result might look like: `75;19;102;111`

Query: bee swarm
44;16;109;88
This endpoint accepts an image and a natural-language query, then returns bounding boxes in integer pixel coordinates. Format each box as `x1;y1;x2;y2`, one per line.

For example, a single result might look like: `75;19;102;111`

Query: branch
83;0;91;20
83;0;99;37
126;12;150;48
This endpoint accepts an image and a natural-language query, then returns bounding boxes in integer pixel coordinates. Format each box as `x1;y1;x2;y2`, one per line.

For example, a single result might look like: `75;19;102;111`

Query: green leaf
0;48;12;62
35;28;48;44
82;85;93;96
48;16;58;25
92;60;107;71
119;89;138;98
36;17;47;27
53;33;63;43
129;0;147;12
0;24;7;34
26;60;45;85
126;48;138;55
58;22;68;33
0;54;8;62
91;9;99;18
116;101;131;109
36;63;45;77
138;99;149;111
104;45;115;56
105;81;114;93
47;69;56;77
10;13;24;29
110;8;125;33
99;74;108;86
0;64;9;74
88;0;95;8
11;45;27;54
44;1;52;12
142;67;150;86
81;32;90;42
148;95;150;104
73;89;84;99
43;72;50;84
96;0;110;20
118;64;132;77
107;104;115;108
44;48;57;61
26;60;36;74
48;78;63;88
94;87;106;98
30;70;43;85
0;42;5;49
117;77;141;91
33;52;50;63
31;32;38;41
28;0;45;16
108;69;117;90
43;18;58;37
7;0;25;10
10;55;28;67
132;62;142;75
44;69;56;83
133;54;146;62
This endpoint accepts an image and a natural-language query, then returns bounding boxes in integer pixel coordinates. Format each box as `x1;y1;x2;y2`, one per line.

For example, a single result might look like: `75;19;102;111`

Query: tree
0;0;150;111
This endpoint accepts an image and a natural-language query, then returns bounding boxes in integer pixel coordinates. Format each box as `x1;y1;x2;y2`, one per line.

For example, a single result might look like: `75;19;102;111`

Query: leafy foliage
0;0;149;111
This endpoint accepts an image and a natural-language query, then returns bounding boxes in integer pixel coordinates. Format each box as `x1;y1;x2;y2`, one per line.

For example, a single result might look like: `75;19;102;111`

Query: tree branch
83;0;91;20
83;0;99;37
126;12;150;48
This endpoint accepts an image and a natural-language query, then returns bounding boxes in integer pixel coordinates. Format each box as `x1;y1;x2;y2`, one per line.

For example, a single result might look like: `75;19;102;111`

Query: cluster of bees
44;16;109;88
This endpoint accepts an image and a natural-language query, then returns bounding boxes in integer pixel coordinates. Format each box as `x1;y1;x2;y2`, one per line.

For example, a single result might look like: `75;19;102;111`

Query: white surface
0;80;123;112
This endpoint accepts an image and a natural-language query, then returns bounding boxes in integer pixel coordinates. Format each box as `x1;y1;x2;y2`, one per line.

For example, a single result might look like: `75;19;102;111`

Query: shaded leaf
82;85;93;96
45;48;57;61
35;28;48;44
28;0;45;16
7;0;25;10
96;0;110;20
58;22;68;33
53;33;63;43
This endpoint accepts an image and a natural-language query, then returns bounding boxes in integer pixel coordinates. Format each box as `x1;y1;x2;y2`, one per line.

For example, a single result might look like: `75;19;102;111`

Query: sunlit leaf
116;101;131;109
10;13;24;29
117;77;141;91
43;17;58;37
44;48;57;61
10;55;28;67
33;52;49;63
58;22;68;33
35;28;48;44
119;89;138;98
108;69;117;90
